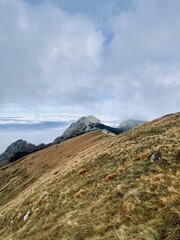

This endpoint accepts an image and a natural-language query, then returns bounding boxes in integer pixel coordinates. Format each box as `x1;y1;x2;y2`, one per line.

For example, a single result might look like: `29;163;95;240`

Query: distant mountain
53;115;101;143
53;115;127;144
0;116;146;167
91;119;146;135
63;115;101;139
0;139;46;167
53;116;146;143
118;119;146;131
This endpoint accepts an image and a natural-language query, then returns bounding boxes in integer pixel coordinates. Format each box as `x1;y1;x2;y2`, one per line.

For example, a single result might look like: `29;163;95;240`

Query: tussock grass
0;112;179;239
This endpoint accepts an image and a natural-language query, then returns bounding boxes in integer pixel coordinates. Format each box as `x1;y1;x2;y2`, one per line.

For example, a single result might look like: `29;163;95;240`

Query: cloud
101;0;180;118
0;0;104;106
0;0;179;120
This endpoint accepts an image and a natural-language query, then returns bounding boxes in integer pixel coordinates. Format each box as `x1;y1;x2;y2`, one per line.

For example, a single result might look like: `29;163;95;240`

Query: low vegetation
0;112;179;239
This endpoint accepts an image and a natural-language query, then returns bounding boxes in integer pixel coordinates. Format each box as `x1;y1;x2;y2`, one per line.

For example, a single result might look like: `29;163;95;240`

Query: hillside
0;112;179;240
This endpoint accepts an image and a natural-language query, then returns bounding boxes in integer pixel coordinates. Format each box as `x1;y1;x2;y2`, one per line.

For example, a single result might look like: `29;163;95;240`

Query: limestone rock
53;115;101;143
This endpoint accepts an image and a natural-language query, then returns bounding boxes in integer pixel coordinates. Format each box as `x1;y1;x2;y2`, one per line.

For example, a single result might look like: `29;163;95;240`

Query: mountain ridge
0;115;145;167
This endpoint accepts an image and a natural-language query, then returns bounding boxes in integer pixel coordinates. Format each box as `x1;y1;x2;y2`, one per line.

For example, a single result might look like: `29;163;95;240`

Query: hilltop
0;112;179;240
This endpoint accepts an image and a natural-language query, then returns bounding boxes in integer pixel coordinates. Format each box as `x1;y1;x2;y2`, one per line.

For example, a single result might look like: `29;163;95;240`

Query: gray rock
150;152;162;162
0;139;36;163
63;115;101;138
53;115;101;144
23;209;32;221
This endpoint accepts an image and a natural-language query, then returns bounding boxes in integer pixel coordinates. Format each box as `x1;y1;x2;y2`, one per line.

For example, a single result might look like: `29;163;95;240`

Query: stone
23;210;32;221
150;152;162;162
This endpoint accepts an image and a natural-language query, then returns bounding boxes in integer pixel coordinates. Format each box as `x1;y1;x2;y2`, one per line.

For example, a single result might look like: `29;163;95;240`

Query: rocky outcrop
0;139;47;166
118;119;146;131
63;115;101;138
53;115;101;143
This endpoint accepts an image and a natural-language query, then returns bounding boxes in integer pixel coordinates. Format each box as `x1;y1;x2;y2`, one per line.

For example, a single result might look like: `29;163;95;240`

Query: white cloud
101;0;180;118
0;0;104;106
0;0;179;121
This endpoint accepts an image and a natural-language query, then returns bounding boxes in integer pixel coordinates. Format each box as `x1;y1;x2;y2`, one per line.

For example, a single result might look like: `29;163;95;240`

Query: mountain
0;140;46;167
0;112;179;240
0;139;36;165
53;115;127;144
53;115;101;143
0;115;144;167
118;119;146;131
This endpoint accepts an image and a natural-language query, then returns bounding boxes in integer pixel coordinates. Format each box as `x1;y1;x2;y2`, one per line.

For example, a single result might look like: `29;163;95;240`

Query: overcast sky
0;0;180;121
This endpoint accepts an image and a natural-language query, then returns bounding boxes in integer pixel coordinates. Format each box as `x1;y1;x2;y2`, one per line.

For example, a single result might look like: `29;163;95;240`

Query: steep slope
0;112;179;240
0;132;106;208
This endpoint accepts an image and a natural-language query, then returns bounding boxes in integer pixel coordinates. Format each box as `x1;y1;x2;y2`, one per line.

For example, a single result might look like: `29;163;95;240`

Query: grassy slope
0;112;179;240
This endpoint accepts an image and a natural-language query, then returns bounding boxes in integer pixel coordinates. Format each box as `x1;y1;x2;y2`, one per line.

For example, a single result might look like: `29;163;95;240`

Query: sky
0;0;180;151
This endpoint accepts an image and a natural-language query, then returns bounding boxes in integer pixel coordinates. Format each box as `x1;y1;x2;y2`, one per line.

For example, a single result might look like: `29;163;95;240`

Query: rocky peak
5;139;35;152
62;115;101;139
81;115;101;124
53;116;101;143
0;139;36;164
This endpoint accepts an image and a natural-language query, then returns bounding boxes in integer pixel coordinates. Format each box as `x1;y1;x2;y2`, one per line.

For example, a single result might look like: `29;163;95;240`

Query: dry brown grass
0;112;179;240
